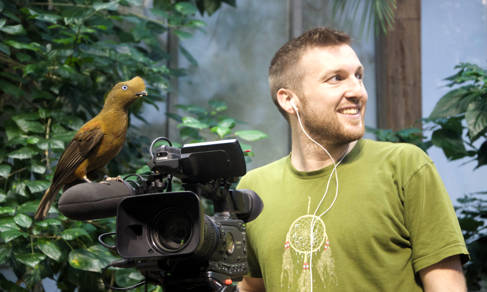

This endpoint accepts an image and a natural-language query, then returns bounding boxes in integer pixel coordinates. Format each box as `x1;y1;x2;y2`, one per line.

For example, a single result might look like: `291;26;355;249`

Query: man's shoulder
245;155;289;177
238;156;289;188
362;139;430;161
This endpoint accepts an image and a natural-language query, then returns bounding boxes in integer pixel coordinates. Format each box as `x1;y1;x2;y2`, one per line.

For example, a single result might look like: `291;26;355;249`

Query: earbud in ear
291;100;298;113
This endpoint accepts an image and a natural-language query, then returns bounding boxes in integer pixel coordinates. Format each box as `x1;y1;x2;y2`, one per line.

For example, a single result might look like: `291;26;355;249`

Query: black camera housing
112;139;261;292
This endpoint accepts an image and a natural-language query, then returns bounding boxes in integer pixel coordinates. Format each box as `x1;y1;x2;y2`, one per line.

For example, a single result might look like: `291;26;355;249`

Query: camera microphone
58;180;264;223
58;181;135;220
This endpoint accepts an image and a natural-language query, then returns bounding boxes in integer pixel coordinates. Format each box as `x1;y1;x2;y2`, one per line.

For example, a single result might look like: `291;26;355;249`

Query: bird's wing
52;126;105;183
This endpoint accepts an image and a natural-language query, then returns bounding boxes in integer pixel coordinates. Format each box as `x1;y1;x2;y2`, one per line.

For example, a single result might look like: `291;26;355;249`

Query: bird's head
104;76;148;109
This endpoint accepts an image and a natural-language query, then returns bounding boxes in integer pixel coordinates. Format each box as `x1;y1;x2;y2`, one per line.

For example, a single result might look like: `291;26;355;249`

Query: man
237;27;469;292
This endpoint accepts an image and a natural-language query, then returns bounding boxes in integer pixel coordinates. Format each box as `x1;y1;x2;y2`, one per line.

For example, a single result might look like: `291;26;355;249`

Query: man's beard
301;109;365;146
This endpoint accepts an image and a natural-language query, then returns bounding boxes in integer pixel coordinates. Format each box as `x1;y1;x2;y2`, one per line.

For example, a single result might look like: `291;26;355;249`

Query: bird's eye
121;85;128;91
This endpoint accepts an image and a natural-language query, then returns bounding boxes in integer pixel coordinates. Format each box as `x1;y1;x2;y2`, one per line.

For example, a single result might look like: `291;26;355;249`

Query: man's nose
344;76;367;100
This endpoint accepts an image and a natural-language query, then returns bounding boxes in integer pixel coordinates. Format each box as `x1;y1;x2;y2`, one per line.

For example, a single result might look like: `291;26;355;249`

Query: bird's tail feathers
34;184;62;221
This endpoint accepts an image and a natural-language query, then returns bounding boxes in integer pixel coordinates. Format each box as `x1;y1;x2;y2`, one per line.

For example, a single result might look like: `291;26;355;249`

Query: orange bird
34;76;147;220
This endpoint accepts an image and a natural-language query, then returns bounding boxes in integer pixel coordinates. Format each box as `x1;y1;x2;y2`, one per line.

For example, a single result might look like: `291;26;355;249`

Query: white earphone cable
293;103;348;292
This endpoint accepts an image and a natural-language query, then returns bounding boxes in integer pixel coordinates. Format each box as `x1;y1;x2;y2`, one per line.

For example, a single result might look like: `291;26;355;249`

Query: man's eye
355;72;363;80
328;75;342;82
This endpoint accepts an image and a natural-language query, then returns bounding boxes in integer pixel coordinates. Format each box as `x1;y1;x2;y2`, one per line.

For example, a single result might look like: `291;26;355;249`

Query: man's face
295;44;368;145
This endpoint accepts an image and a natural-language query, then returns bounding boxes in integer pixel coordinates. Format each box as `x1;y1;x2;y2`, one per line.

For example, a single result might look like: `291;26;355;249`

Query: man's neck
290;134;357;172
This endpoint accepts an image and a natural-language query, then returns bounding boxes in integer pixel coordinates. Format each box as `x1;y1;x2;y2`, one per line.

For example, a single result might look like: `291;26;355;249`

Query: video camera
58;138;263;292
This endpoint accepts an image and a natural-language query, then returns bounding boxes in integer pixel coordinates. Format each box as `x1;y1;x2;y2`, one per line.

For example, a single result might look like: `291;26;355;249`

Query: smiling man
237;27;469;292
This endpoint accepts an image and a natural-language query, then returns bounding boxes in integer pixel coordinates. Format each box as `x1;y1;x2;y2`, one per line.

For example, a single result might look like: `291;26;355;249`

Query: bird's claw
101;176;124;184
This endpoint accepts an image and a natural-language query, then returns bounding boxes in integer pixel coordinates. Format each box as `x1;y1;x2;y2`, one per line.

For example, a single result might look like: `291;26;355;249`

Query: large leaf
465;100;487;141
69;245;117;272
37;240;63;262
429;87;470;119
235;130;268;142
431;128;468;160
25;180;50;194
61;228;91;240
8;146;38;160
0;164;11;178
14;213;32;229
0;24;25;35
93;1;119;11
1;229;28;243
179;116;209;129
16;253;46;268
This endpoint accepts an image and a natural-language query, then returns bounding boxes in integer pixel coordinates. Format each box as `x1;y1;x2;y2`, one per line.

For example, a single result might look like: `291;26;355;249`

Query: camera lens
150;208;193;252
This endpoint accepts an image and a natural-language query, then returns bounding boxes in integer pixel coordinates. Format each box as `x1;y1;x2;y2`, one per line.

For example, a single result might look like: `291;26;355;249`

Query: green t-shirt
237;139;469;292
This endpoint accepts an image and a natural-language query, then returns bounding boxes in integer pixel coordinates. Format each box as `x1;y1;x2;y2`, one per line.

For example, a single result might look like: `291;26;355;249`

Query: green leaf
69;245;117;272
0;207;15;216
476;141;487;169
0;246;10;264
18;200;42;214
35;218;62;228
25;180;50;194
235;130;268;142
431;128;468;160
8;146;38;159
174;2;197;15
465;100;487;141
0;164;11;178
429;87;471;119
0;193;6;203
12;181;27;196
218;118;236;129
14;213;32;229
0;24;25;35
135;165;151;174
31;164;46;174
13;119;45;134
211;126;231;138
209;100;227;112
173;29;193;39
16;253;45;268
37;240;62;262
0;43;10;55
61;228;90;240
114;268;144;288
5;40;42;52
0;80;22;98
0;218;19;232
26;136;40;144
94;1;120;11
180;116;209;129
1;229;28;243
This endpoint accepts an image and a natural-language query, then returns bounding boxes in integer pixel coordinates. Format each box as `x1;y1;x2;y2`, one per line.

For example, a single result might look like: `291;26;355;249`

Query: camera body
112;138;261;291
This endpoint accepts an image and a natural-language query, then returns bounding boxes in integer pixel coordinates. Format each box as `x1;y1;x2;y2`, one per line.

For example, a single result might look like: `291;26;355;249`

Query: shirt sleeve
403;161;470;272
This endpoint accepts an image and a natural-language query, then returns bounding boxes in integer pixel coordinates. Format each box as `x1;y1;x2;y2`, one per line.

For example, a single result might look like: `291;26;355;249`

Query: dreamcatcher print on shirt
280;197;336;292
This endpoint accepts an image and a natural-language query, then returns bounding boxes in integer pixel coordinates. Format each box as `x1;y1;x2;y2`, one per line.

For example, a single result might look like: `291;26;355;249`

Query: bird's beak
136;91;148;97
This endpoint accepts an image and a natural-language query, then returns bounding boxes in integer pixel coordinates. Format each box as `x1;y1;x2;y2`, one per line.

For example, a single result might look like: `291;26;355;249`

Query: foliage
428;63;487;168
168;99;268;159
331;0;397;36
366;126;431;152
0;0;238;291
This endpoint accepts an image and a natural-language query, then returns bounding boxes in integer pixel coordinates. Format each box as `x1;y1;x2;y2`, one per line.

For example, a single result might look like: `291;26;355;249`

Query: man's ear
276;88;298;115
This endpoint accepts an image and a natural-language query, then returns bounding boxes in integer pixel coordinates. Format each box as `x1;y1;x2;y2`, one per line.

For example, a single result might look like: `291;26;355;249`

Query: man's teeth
341;108;359;114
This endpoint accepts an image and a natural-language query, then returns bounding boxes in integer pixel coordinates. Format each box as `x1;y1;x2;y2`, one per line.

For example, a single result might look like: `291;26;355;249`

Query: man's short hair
269;27;351;119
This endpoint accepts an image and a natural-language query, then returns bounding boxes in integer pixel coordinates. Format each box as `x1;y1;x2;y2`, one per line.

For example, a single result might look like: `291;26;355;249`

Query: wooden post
375;0;422;130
